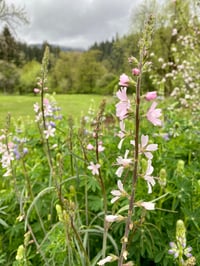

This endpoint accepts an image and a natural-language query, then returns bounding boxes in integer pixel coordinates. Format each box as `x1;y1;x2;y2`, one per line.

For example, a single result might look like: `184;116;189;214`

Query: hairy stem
118;59;143;266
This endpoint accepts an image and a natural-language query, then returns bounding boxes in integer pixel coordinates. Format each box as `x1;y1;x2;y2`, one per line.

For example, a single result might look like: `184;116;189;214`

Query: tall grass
0;94;112;126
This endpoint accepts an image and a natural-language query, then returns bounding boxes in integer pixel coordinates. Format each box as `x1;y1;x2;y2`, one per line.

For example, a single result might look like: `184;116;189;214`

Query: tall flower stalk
97;15;161;266
118;53;143;266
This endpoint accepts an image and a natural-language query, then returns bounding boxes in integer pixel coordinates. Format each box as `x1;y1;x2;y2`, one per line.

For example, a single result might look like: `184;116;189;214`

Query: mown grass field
0;94;113;126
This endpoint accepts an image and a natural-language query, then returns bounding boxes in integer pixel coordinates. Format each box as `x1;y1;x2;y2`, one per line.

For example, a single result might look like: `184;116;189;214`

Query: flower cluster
98;53;162;264
168;220;195;265
34;97;62;139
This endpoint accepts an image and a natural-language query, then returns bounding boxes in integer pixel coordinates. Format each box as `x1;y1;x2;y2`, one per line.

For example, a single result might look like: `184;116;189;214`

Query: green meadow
0;94;112;126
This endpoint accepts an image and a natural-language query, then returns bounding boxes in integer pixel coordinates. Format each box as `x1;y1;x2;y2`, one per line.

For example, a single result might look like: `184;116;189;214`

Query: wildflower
117;120;126;149
116;88;131;120
86;143;94;150
131;134;158;160
144;160;156;194
98;141;105;152
97;255;118;265
119;73;129;87
44;125;56;139
34;88;40;94
105;214;124;223
33;103;40;113
172;28;178;36
111;180;127;203
115;150;132;177
132;68;140;76
145;91;157;101
146;102;162;126
87;162;101;175
140;201;155;210
140;134;158;159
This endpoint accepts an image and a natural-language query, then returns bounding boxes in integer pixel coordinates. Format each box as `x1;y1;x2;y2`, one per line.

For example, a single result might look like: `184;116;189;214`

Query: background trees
0;0;200;95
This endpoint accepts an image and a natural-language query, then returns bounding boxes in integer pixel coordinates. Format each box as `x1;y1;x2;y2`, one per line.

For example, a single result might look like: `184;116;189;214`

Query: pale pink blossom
86;143;94;150
132;68;140;76
111;180;127;203
140;135;158;159
98;144;105;152
34;88;40;94
140;201;155;210
146;102;162;126
116;88;131;120
131;135;158;160
145;91;157;101
144;160;156;194
44;126;56;139
119;73;129;87
117;120;126;149
105;214;124;223
87;162;101;175
115;150;132;177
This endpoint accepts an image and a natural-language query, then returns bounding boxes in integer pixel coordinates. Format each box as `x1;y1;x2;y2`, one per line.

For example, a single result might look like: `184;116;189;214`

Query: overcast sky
6;0;143;49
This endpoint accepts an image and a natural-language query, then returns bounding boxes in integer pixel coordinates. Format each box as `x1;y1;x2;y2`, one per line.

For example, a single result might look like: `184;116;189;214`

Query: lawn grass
0;94;113;126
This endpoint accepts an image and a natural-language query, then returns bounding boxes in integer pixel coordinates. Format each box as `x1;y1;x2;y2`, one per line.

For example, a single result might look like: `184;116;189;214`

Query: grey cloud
7;0;142;48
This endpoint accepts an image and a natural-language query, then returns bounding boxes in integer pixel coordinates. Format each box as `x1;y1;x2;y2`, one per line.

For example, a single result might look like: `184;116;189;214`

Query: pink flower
131;135;158;159
116;88;131;120
144;160;156;194
87;162;101;175
86;143;94;150
34;88;40;94
146;102;162;126
115;150;132;177
132;68;140;76
98;144;105;152
119;73;129;87
117;120;126;149
145;91;157;101
111;180;127;203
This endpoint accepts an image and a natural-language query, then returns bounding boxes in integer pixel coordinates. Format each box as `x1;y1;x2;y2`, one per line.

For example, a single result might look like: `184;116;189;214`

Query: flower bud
176;219;186;248
16;245;24;261
176;160;185;175
132;68;140;76
159;168;167;187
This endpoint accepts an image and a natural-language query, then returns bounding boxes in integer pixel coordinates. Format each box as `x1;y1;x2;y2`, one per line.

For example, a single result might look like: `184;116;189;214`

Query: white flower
144;160;156;194
44;126;56;139
97;256;113;265
140;201;155;210
87;162;101;175
111;180;127;203
115;150;132;177
117;120;126;149
105;215;124;223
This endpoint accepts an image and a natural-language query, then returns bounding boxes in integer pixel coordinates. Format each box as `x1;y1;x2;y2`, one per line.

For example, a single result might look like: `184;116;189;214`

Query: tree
0;0;28;29
0;26;22;65
0;60;19;94
18;60;41;94
76;50;106;93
